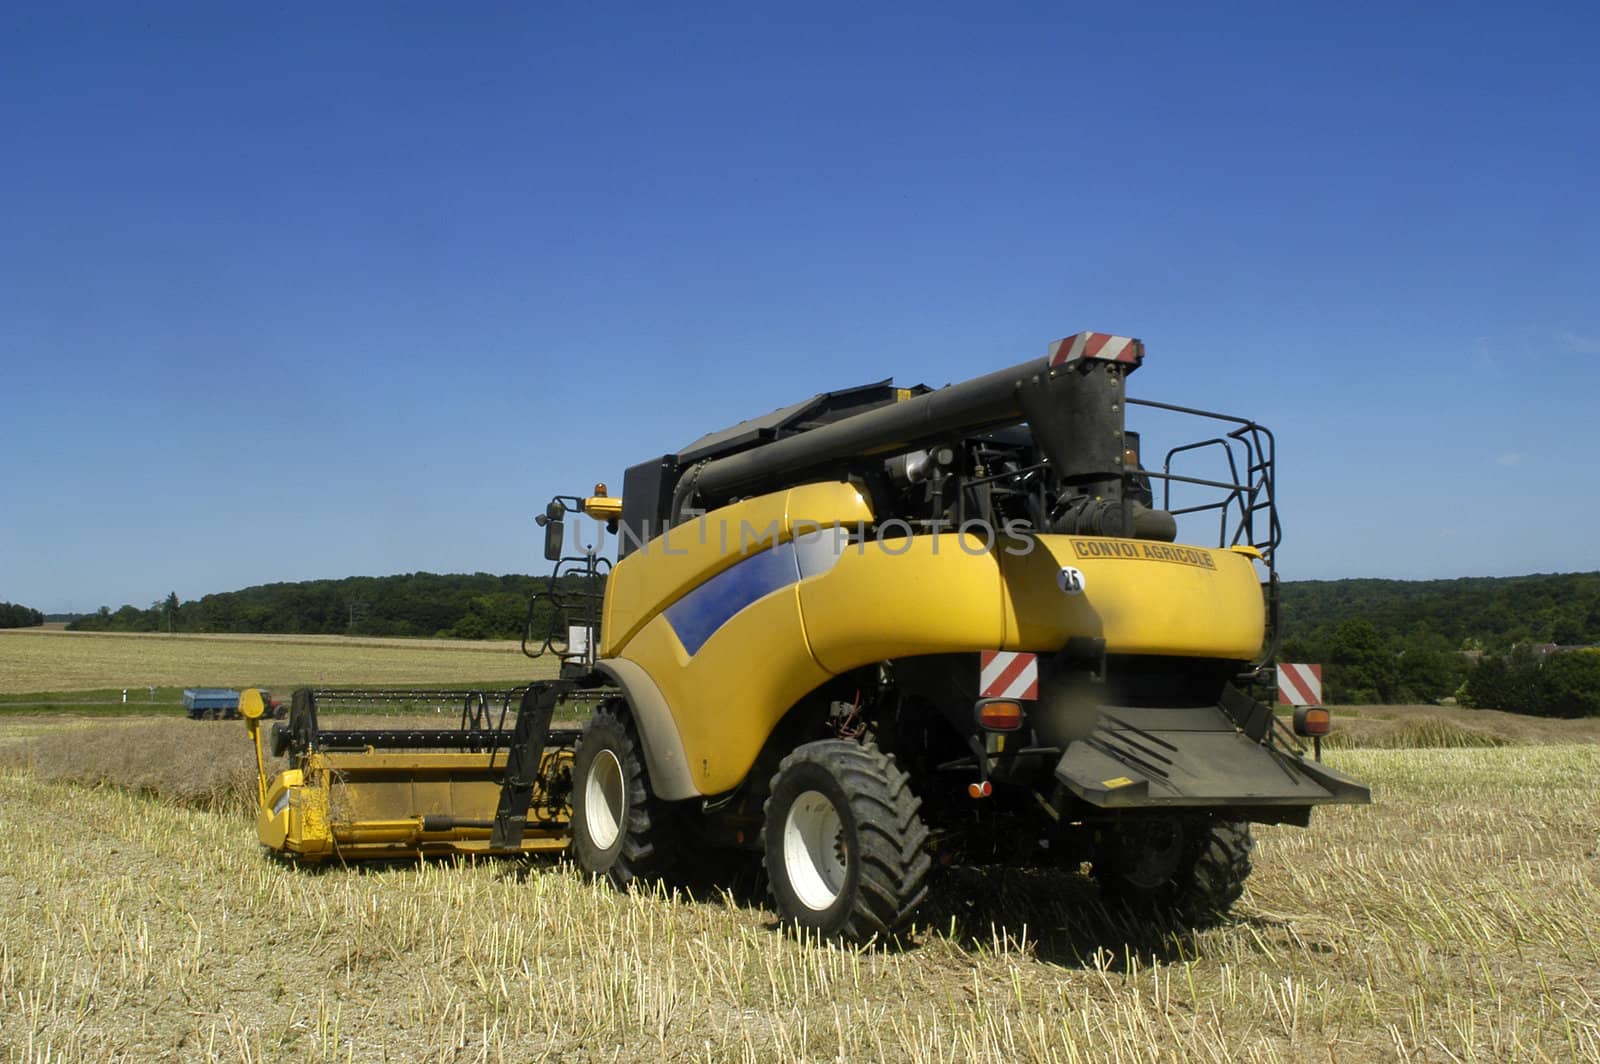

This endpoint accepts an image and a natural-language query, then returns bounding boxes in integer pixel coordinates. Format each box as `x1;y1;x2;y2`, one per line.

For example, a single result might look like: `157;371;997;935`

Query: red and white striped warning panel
980;651;1039;700
1276;663;1323;706
1048;331;1145;368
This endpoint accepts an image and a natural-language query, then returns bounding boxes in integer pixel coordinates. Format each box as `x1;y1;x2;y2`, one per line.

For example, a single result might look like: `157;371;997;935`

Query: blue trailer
185;687;282;720
184;688;242;720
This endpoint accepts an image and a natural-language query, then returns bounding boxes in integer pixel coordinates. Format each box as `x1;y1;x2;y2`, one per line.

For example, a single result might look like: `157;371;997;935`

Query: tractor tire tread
1096;819;1254;926
1184;821;1253;921
572;701;678;890
762;738;931;942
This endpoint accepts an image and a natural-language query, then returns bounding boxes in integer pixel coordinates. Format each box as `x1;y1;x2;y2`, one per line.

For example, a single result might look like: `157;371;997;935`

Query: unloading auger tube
681;332;1175;541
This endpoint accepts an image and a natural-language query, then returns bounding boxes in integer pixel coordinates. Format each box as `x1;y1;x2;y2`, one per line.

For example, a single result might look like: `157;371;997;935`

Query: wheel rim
584;749;625;851
1123;820;1184;889
783;789;847;911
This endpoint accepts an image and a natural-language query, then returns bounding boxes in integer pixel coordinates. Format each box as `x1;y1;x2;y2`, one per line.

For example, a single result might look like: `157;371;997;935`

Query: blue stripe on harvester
662;541;800;657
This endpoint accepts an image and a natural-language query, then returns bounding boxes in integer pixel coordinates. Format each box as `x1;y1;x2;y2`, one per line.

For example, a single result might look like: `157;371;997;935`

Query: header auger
246;329;1367;939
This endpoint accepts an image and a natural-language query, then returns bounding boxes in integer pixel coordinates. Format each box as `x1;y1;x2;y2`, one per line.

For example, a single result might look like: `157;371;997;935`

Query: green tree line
0;601;45;628
1279;572;1600;652
66;572;601;641
1278;572;1600;716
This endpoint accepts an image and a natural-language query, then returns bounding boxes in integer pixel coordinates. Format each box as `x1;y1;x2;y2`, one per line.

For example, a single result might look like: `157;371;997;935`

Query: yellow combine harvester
248;330;1368;940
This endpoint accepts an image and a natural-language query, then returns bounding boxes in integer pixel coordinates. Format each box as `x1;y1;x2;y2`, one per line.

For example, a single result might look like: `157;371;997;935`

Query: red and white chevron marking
1048;331;1144;367
980;651;1039;700
1276;663;1323;706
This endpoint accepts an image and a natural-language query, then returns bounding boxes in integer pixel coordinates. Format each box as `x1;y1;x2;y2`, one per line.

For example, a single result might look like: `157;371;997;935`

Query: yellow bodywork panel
798;532;1008;673
600;485;1266;797
602;481;873;657
800;534;1263;668
1000;536;1264;659
253;749;572;862
621;588;832;794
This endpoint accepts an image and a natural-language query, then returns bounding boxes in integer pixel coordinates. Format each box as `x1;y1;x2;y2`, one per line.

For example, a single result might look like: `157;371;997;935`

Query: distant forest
1279;573;1600;653
66;573;599;642
60;569;1600;715
1275;572;1600;714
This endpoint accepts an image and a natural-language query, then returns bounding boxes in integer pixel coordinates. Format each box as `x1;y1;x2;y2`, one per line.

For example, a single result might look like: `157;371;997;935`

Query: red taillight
1293;706;1331;737
976;699;1024;731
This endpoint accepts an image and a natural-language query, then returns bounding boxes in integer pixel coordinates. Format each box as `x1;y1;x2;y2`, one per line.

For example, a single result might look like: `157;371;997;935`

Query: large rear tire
570;701;678;888
1096;818;1253;924
762;739;932;941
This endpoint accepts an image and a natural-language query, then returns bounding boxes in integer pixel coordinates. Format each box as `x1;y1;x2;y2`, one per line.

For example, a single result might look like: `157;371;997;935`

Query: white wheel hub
783;789;848;911
585;749;625;851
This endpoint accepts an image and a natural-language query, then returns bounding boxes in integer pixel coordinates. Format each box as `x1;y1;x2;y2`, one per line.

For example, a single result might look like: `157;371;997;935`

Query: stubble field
0;628;557;697
1;630;1598;1061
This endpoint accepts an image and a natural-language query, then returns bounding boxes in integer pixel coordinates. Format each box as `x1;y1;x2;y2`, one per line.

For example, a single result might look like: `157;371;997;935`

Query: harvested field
0;628;557;696
1323;703;1600;748
2;710;1599;1061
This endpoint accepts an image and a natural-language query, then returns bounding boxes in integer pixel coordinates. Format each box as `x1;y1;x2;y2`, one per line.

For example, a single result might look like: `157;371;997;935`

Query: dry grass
0;628;557;694
1322;704;1600;749
0;717;264;812
2;730;1598;1061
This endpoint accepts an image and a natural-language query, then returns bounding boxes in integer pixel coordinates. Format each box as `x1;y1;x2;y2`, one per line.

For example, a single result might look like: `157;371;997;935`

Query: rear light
975;698;1024;731
1293;706;1331;737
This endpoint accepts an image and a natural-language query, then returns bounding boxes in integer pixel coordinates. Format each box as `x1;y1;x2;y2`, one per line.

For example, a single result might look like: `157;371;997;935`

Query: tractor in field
244;330;1368;938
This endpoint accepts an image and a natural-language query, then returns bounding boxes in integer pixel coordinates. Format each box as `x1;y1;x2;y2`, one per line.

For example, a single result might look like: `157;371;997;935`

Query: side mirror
540;501;566;561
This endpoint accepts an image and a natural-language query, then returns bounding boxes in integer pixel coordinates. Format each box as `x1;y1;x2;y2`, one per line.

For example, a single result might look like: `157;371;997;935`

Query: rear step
1052;697;1370;824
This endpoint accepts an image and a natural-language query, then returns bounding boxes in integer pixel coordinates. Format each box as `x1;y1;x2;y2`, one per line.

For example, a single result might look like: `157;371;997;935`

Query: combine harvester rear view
245;329;1368;939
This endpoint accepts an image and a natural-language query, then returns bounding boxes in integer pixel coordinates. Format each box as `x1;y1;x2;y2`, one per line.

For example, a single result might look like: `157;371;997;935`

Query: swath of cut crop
13;718;265;812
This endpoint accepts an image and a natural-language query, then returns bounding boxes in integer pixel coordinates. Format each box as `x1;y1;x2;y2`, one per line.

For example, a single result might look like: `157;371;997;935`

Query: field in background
0;628;559;698
1323;703;1600;747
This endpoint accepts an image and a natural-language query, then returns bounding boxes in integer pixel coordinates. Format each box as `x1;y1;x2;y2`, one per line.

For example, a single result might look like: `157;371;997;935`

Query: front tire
762;739;932;941
570;701;677;888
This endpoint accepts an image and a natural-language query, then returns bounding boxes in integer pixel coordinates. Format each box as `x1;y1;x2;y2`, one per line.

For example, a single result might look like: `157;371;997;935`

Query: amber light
1293;706;1332;737
976;699;1024;731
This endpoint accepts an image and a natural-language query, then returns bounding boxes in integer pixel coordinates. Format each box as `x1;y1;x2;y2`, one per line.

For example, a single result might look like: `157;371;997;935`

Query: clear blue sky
3;3;1596;613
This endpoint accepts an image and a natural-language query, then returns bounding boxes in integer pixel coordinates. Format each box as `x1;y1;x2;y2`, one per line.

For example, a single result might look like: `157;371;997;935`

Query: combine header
247;329;1368;939
242;551;611;861
241;686;597;860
